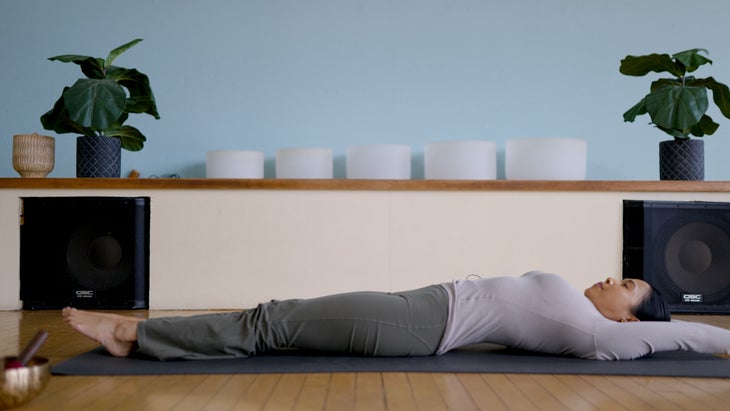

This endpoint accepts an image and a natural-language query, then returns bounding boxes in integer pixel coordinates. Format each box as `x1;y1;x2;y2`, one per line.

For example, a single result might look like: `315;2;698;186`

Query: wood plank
78;376;154;411
355;372;386;411
231;374;281;410
406;373;450;411
172;375;234;411
530;374;596;411
430;373;478;411
294;373;331;411
32;376;109;411
199;374;257;411
125;375;204;411
4;177;730;193
480;374;538;411
580;376;666;411
680;377;730;404
552;375;628;411
263;373;306;411
455;373;509;411
616;377;727;411
382;373;418;411
323;372;356;411
506;374;566;411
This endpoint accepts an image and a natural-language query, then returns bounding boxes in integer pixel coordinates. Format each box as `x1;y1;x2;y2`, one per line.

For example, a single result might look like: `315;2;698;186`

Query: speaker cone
66;222;132;291
655;216;730;303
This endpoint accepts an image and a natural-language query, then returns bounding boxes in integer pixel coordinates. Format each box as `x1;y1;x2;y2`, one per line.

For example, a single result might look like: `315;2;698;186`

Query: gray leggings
137;285;449;360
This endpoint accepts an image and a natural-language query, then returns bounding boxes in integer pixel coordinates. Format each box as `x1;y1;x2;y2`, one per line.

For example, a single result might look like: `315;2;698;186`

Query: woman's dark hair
634;285;671;321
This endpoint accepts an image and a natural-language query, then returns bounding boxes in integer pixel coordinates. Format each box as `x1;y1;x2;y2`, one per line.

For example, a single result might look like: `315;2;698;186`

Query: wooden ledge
2;178;730;192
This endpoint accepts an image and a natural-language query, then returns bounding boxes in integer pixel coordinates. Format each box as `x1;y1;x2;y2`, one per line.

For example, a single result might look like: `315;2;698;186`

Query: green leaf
62;78;127;130
105;125;146;151
620;53;684;78
655;125;690;139
106;66;160;118
690;77;730;120
105;38;143;69
690;114;719;137
644;85;708;131
673;49;712;73
650;78;681;93
623;99;647;122
40;90;94;135
47;54;91;63
49;55;105;79
110;111;129;129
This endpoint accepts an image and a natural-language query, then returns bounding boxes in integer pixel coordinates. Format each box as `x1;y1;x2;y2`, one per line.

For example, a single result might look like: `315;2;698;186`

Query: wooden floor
2;310;730;411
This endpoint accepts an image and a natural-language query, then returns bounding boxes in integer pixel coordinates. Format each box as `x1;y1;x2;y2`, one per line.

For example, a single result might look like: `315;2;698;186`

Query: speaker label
75;290;96;299
681;293;704;303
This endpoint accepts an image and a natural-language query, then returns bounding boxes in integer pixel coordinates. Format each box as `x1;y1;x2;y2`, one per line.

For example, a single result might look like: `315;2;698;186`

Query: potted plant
620;48;730;180
40;38;160;178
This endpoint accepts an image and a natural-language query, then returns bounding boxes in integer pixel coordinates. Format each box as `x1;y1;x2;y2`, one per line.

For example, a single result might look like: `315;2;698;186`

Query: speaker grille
623;200;730;313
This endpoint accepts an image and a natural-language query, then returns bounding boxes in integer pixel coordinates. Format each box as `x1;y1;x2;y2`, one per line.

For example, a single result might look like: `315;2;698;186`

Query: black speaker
20;197;150;310
623;199;730;313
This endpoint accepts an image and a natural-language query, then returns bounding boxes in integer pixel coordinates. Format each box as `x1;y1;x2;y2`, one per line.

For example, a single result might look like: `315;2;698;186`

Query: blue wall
2;0;730;179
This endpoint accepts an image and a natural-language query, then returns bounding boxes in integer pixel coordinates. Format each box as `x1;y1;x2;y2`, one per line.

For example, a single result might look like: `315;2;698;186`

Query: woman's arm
593;320;730;360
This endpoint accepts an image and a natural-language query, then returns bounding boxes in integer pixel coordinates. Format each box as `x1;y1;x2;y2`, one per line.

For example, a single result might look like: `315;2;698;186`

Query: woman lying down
62;270;730;361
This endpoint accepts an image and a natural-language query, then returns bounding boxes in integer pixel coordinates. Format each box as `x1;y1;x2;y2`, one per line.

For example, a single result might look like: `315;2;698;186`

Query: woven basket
12;133;55;178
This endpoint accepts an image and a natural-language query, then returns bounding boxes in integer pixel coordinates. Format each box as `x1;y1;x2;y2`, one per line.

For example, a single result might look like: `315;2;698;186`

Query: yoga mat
52;345;730;378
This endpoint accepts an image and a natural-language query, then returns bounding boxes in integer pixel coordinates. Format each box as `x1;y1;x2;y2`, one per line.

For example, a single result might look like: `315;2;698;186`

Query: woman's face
584;277;652;322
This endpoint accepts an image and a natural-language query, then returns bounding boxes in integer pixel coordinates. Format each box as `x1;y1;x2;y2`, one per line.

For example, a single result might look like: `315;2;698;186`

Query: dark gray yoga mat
52;345;730;377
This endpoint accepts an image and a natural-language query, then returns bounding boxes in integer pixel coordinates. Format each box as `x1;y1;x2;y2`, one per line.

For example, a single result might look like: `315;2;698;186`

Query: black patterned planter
76;135;122;178
659;139;704;181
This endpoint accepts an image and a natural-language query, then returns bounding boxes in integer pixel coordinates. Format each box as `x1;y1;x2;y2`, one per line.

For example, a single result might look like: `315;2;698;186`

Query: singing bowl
1;357;51;409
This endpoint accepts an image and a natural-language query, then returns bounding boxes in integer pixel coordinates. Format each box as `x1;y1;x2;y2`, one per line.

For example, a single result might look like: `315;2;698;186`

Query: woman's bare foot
62;307;143;357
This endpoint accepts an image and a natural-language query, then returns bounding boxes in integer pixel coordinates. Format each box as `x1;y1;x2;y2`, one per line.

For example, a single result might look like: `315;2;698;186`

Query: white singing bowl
206;150;265;178
346;144;411;179
275;148;333;179
505;137;587;180
424;140;497;180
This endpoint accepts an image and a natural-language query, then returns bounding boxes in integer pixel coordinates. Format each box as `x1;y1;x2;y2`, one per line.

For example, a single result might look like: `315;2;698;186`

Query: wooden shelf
2;178;730;192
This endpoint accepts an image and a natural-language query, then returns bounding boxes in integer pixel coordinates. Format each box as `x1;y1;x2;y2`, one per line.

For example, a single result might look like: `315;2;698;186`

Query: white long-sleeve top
436;271;730;360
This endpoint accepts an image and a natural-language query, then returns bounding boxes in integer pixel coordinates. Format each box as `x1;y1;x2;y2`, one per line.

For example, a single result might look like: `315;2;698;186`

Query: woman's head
633;283;671;322
584;277;670;322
